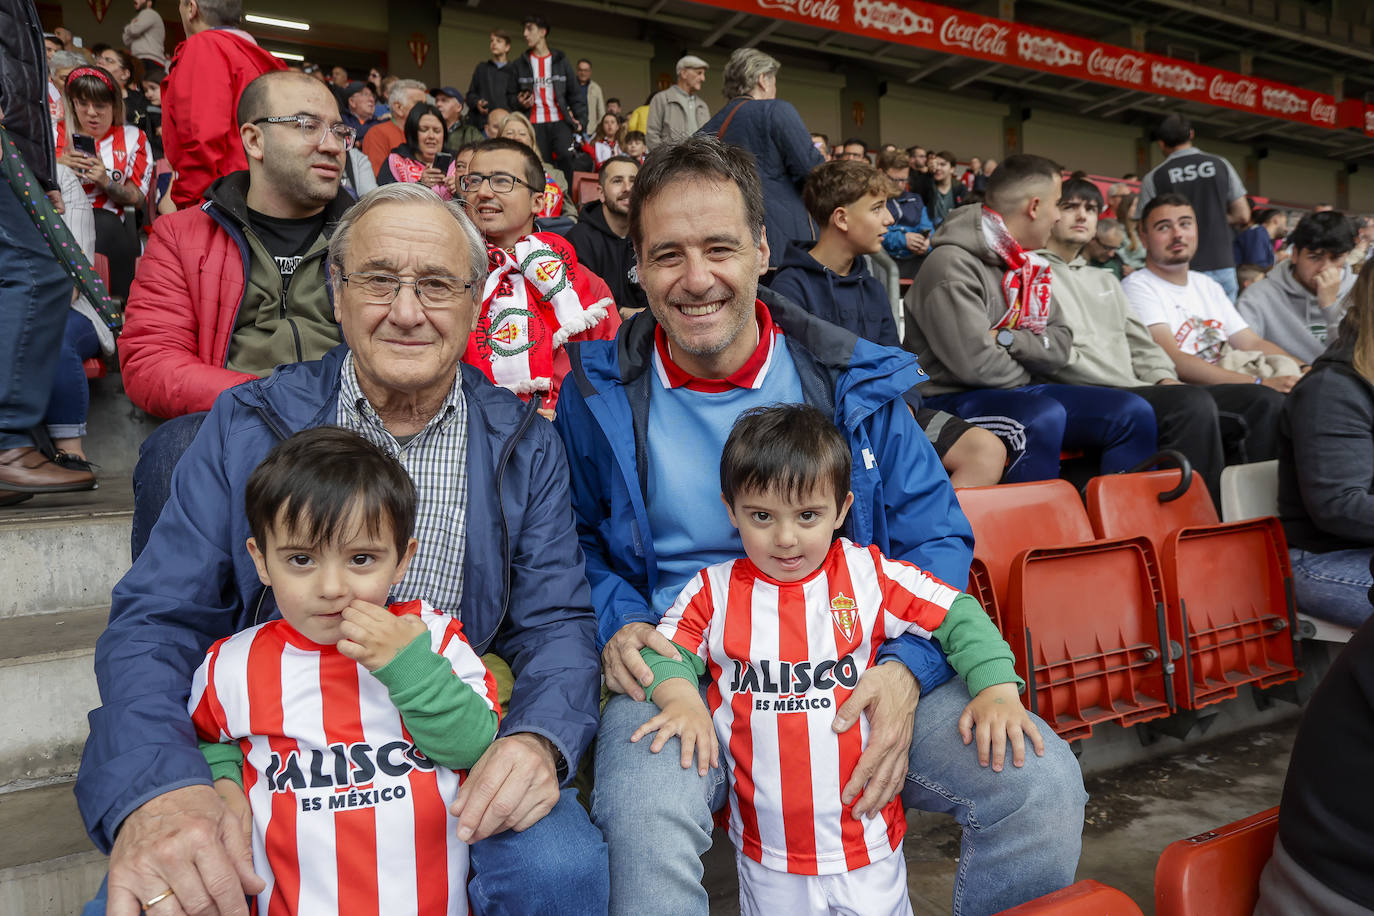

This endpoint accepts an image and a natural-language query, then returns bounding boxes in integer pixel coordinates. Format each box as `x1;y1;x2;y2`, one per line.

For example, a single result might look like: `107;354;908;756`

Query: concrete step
0;781;104;915
84;367;161;481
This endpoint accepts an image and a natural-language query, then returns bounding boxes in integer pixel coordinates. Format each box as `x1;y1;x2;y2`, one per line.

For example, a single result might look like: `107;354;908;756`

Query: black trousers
93;207;139;301
1128;382;1283;500
533;119;579;172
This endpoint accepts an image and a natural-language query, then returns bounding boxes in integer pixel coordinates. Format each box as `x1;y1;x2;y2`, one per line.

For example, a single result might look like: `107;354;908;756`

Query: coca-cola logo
1208;75;1258;109
1310;97;1337;125
1017;34;1081;68
853;0;933;35
1086;48;1145;85
1261;86;1306;116
938;15;1009;57
755;0;840;23
1151;62;1206;94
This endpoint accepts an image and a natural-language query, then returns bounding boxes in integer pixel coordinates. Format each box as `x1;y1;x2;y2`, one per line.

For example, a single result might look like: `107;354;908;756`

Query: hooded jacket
902;204;1073;396
767;240;899;348
466;60;519;129
1277;335;1374;553
77;348;601;851
1238;259;1355;365
119;171;351;419
0;0;55;189
552;286;974;689
909;171;968;227
565;200;649;313
511;48;586;128
162;28;286;209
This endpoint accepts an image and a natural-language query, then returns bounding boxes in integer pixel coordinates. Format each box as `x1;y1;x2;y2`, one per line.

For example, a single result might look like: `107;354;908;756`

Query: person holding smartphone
55;65;153;300
377;102;454;197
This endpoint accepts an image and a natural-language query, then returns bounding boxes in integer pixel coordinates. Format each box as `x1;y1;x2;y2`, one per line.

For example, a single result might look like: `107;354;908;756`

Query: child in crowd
1237;263;1267;292
633;405;1042;915
188;426;500;915
620;129;647;163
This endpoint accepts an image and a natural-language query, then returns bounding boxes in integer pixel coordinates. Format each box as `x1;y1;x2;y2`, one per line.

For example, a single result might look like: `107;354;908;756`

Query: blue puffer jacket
77;347;601;851
553;286;973;688
883;190;933;261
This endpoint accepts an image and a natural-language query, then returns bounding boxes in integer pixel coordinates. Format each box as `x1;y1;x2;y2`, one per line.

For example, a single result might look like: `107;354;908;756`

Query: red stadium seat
1086;470;1301;711
957;481;1175;740
1155;807;1279;916
997;879;1143;914
571;171;599;206
82;357;107;380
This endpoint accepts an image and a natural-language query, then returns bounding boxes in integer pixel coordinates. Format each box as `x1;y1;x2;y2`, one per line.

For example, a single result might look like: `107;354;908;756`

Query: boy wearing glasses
460;138;619;417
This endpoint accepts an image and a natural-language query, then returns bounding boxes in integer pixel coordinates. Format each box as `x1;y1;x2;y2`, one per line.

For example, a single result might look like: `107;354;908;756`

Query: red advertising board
691;0;1368;134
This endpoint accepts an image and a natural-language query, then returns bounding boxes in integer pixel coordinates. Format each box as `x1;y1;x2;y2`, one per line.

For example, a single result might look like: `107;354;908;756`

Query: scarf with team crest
981;205;1053;334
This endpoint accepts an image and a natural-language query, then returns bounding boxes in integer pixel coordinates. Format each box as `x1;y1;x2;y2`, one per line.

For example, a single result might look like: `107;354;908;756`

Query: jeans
0;176;72;450
593;678;1087;916
45;311;101;438
1200;266;1239;303
1290;547;1374;628
81;788;610;916
927;384;1158;483
130;411;207;560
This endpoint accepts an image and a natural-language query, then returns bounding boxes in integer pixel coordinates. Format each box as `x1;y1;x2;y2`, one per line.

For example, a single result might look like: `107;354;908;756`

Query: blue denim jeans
130;411;207;560
1290;547;1374;628
1200;266;1240;303
44;311;101;438
0;176;73;449
593;677;1087;916
81;788;609;916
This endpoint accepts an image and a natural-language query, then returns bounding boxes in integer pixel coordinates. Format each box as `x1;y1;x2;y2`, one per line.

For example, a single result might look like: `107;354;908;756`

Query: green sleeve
371;632;500;770
199;740;244;788
639;644;707;703
933;594;1025;696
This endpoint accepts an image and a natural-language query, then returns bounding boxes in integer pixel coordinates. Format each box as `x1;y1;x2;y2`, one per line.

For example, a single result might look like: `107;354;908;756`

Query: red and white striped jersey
527;54;558;124
188;599;499;916
55;121;154;215
657;538;960;875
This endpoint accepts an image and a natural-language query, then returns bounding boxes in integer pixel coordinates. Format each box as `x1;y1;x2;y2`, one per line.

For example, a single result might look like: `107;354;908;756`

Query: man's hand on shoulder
602;621;679;701
833;659;920;819
107;784;264;916
450;733;560;843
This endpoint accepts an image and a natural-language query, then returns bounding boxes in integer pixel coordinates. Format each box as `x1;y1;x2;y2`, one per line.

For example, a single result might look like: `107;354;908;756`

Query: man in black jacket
909;149;968;229
466;28;517;132
566;155;647;318
511;15;585;173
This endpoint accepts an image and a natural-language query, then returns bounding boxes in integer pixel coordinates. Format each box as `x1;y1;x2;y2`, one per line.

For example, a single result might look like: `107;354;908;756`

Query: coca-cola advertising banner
696;0;1357;133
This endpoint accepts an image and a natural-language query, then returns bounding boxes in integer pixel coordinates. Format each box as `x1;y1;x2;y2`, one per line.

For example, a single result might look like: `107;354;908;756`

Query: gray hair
721;48;779;100
49;50;87;73
1097;218;1124;238
195;0;242;27
387;78;427;110
328;184;486;297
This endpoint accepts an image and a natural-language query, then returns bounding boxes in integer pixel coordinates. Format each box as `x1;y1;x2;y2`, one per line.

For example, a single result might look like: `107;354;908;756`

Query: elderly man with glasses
76;181;609;916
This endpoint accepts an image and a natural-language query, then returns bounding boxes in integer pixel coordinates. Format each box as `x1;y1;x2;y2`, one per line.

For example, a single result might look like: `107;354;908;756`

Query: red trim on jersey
440;617;504;725
775;582;818;873
652;302;780;392
319;651;379;914
723;564;763;862
246;630;298;916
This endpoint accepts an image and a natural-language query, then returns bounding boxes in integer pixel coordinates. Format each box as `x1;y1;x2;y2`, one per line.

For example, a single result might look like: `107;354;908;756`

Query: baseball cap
433;86;465;103
677;54;709;71
343;81;371;100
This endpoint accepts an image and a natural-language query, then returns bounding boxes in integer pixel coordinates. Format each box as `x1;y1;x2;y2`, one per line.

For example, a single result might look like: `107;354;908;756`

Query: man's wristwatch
995;328;1015;350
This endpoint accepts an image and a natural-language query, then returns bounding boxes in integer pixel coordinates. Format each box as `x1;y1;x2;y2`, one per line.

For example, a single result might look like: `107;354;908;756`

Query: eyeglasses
339;271;478;307
252;114;357;150
459;171;535;194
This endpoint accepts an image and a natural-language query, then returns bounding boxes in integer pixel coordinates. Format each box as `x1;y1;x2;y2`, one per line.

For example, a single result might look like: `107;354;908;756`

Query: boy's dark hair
490;29;511;44
930;149;957;167
621;129;646;145
1236;263;1267;286
1287;210;1356;257
630;132;764;253
521;14;549;34
606;96;620;107
840;137;867;153
721;405;851;511
802;159;892;228
245;427;417;557
1058;177;1103;211
1139;191;1194;226
473;137;545;188
1154;113;1193;148
598;154;640;184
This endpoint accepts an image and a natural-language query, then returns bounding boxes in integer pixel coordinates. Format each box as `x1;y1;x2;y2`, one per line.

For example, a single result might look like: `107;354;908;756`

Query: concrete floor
705;716;1299;914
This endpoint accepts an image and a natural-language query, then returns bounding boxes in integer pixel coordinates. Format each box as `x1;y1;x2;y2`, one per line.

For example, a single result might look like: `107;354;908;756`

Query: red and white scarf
538;173;565;219
465;232;611;399
981;205;1053;334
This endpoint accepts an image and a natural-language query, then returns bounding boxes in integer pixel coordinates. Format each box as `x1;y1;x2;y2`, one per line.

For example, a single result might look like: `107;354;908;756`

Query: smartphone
72;133;97;156
433;152;455;173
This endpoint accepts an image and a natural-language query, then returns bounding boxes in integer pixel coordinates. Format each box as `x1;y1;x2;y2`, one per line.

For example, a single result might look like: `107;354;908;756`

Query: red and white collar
652;301;783;393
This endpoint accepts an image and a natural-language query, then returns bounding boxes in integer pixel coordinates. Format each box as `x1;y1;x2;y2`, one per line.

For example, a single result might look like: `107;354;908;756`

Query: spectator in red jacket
161;0;285;209
120;70;356;556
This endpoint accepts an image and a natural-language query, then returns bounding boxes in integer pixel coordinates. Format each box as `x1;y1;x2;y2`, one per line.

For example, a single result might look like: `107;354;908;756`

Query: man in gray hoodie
903;154;1158;483
1238;210;1357;365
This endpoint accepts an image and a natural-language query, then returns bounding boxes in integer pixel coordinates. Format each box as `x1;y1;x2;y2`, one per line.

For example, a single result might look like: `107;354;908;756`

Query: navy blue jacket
883;190;933;261
77;348;601;851
1233;224;1276;269
552;286;972;687
700;98;825;268
767;240;899;348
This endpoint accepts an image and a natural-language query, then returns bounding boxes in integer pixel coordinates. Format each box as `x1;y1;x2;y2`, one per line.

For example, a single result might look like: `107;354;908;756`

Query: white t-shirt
1122;268;1248;364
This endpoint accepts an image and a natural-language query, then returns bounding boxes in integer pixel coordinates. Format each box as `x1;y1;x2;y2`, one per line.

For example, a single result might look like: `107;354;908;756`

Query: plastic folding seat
996;879;1143;915
571;171;599;206
957;481;1175;740
1155;807;1279;916
1086;469;1300;711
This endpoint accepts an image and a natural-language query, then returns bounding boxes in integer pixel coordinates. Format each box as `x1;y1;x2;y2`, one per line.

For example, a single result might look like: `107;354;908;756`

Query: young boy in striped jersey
632;405;1043;915
187;427;500;915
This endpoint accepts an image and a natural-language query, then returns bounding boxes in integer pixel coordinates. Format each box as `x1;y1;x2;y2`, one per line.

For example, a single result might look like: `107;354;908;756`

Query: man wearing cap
340;81;382;141
646;54;709;152
434;85;483;153
512;15;585;172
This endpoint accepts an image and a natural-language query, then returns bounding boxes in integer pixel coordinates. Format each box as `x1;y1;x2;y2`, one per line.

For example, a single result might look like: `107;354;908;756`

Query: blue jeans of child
44;312;101;438
1290;547;1374;628
593;676;1087;916
926;384;1158;483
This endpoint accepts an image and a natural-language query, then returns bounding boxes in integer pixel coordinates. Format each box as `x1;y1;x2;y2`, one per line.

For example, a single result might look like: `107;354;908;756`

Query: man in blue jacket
554;134;1086;916
76;184;606;916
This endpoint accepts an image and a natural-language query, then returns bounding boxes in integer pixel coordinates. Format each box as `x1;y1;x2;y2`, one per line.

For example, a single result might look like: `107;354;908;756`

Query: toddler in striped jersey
187;427;500;915
633;405;1043;915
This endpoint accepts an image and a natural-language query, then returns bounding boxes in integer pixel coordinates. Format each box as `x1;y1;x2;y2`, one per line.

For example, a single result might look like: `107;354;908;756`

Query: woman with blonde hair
1277;257;1374;627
